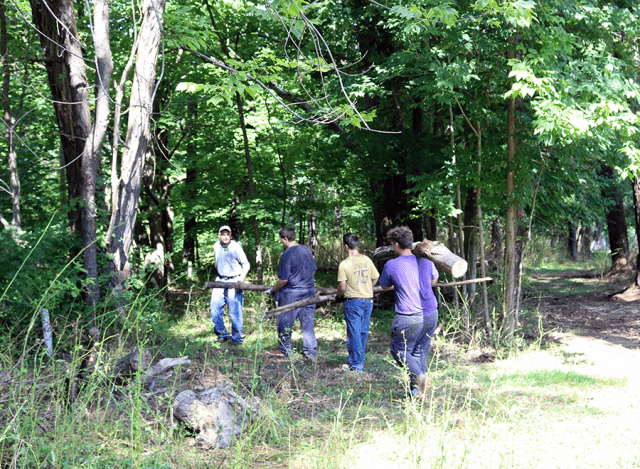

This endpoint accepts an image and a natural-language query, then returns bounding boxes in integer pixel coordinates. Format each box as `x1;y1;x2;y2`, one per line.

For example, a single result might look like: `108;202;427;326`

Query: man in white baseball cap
210;225;250;344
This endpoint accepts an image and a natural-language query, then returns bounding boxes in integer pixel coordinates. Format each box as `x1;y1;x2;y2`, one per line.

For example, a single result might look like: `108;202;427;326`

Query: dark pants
390;312;427;389
275;288;317;359
420;310;438;373
343;298;373;371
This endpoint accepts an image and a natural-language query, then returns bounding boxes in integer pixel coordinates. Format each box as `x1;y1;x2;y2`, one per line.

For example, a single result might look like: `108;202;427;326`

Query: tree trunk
29;0;90;232
106;0;167;286
463;187;478;298
601;163;630;272
236;92;263;283
1;0;20;230
581;224;592;258
634;178;640;286
182;101;198;269
567;221;578;261
503;44;519;339
30;0;111;305
80;0;112;304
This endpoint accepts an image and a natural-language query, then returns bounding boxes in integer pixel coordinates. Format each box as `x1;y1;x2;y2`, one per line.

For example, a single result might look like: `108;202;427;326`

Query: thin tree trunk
235;92;263;283
567;221;578;260
182;101;198;269
634;178;640;287
106;0;166;286
503;47;519;340
450;104;468;332
0;0;20;229
475;124;492;337
80;0;112;304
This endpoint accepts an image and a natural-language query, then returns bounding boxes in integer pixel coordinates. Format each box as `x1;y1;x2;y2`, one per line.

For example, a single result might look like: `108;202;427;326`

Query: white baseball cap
218;225;232;234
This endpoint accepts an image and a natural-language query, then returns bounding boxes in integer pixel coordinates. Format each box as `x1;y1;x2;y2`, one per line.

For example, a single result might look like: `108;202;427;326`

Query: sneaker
217;336;232;343
341;364;362;373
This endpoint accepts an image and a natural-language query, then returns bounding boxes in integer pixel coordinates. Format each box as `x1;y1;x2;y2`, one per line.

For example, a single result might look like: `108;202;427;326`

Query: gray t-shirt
214;240;250;278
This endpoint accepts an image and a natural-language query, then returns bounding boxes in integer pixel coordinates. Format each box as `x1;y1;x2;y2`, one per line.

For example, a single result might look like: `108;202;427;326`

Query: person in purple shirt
265;227;318;360
379;226;438;397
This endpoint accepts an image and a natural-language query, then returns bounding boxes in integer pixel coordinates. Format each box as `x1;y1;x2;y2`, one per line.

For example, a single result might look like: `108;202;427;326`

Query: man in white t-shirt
210;225;250;345
336;233;379;372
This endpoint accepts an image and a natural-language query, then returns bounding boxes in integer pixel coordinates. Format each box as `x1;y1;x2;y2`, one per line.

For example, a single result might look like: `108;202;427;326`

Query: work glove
264;288;273;296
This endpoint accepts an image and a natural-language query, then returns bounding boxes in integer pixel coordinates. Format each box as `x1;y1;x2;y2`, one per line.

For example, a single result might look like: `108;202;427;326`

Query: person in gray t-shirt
210;225;250;344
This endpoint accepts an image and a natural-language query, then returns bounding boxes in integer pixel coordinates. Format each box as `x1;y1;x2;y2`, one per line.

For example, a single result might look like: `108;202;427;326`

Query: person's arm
239;263;250;283
271;278;288;294
378;266;393;290
336;280;347;298
371;276;379;288
431;273;439;286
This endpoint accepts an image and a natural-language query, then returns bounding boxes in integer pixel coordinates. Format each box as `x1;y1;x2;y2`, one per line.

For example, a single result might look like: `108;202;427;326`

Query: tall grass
2;241;638;467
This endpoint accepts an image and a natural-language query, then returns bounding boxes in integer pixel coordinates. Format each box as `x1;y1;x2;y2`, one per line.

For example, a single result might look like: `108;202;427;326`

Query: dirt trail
527;271;640;350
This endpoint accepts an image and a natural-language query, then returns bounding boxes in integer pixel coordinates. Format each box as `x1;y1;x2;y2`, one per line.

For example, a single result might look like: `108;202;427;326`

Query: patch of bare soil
526;271;640;349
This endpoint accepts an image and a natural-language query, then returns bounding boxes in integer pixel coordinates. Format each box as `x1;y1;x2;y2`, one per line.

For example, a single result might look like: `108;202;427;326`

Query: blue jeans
390;312;427;389
210;286;244;343
343;298;373;371
420;310;438;373
275;288;317;359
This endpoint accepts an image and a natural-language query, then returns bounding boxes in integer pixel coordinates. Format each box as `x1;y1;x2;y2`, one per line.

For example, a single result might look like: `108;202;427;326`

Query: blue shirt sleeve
379;263;392;287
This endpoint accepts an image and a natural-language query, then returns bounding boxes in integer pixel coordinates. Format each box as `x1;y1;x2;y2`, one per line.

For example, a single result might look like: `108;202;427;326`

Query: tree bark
106;0;167;286
29;0;90;231
567;221;578;260
601;163;630;272
1;0;20;230
81;0;112;304
503;44;519;339
634;178;640;286
182;101;198;269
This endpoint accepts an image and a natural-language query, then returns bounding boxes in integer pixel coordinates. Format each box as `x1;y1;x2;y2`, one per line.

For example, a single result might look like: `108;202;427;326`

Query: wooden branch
435;277;493;288
205;281;337;296
373;239;468;278
262;278;493;318
205;281;270;291
264;294;336;318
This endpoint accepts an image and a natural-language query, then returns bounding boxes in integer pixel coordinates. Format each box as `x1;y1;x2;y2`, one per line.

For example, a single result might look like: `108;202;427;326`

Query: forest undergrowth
1;252;639;468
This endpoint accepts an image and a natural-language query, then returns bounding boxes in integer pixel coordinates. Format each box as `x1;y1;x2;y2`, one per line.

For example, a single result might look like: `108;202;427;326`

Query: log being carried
205;238;491;318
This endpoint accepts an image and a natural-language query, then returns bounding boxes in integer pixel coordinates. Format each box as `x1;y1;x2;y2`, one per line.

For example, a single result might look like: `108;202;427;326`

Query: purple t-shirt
379;255;438;315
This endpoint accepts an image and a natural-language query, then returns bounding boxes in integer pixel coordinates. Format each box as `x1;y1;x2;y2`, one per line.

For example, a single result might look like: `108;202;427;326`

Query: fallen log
373;239;468;278
263;278;492;318
112;347;190;388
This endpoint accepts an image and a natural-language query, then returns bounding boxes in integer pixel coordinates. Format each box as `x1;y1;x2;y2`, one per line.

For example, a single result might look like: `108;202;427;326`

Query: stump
173;384;261;449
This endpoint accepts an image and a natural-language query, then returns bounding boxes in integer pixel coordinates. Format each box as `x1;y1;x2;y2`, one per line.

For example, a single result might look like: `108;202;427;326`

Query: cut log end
450;260;468;279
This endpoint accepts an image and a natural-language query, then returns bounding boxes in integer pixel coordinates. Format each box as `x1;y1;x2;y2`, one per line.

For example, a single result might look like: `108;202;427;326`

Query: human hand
264;288;273;296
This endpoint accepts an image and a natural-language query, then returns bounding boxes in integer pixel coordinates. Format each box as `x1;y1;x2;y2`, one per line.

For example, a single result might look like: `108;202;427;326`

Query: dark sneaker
217;336;232;343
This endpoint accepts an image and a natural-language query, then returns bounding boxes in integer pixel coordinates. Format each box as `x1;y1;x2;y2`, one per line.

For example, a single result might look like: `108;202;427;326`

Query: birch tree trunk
106;0;166;286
